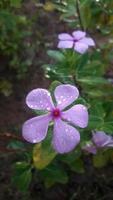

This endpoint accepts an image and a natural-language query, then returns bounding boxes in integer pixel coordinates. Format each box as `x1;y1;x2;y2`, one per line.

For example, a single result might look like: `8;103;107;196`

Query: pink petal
26;89;54;111
92;131;113;148
72;30;86;40
54;84;79;110
58;33;73;40
74;42;88;54
52;119;80;153
62;104;88;128
80;37;95;46
57;41;73;49
22;114;51;143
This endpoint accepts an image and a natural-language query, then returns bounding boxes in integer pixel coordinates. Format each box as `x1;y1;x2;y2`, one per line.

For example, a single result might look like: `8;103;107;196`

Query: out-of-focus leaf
12;162;32;192
79;0;92;29
61;150;84;173
0;80;12;96
43;2;55;11
93;151;109;168
47;50;65;62
40;164;68;188
77;77;108;85
69;158;85;173
102;122;113;134
7;141;25;149
10;0;22;8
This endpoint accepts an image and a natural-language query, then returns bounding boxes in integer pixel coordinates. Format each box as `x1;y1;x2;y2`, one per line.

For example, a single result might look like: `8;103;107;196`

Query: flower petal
92;131;113;148
80;37;95;46
57;41;73;49
26;89;54;111
54;84;79;110
52;119;80;153
62;104;88;128
58;33;73;40
74;42;88;54
72;30;86;40
22;114;51;143
82;143;97;154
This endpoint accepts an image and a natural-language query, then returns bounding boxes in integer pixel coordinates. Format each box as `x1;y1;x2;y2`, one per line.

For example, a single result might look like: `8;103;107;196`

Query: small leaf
47;50;65;62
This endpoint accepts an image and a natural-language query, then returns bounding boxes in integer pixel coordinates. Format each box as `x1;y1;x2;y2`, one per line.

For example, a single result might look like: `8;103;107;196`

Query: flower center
52;108;61;119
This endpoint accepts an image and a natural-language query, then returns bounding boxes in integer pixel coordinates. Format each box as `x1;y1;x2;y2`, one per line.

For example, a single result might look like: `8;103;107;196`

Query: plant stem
76;0;85;31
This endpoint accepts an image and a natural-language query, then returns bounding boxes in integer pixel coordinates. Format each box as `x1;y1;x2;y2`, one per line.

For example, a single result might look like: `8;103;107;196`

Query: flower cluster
57;30;95;54
22;30;112;155
83;131;113;154
22;84;88;154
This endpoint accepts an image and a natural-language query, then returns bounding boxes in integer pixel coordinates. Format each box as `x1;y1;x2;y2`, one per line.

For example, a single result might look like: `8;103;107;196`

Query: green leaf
69;158;85;173
7;141;25;149
102;122;113;134
12;162;32;192
10;0;22;8
93;152;109;168
88;102;105;129
47;50;65;62
80;0;92;29
40;164;68;188
76;53;89;71
77;77;108;85
33;130;57;170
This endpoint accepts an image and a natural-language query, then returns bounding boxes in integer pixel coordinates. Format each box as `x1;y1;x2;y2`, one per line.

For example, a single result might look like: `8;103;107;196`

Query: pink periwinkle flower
58;30;95;54
22;84;88;154
83;131;113;154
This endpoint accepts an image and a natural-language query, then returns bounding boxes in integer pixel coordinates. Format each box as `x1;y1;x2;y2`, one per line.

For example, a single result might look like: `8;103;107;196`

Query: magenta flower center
52;108;61;119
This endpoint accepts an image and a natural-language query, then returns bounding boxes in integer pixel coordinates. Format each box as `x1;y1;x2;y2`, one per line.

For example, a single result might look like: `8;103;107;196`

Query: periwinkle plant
20;28;113;191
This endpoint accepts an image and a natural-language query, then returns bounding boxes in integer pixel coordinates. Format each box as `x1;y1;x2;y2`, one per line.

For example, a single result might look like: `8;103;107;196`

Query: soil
0;1;113;200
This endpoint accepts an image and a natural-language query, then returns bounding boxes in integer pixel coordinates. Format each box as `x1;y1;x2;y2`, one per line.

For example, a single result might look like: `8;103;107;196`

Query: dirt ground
0;1;113;200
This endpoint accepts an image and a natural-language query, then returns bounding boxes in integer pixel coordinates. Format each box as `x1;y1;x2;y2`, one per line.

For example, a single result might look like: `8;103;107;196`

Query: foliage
1;0;113;194
0;0;34;96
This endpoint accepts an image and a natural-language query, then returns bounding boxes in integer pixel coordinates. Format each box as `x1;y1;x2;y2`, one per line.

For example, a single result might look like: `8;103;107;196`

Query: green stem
76;0;85;31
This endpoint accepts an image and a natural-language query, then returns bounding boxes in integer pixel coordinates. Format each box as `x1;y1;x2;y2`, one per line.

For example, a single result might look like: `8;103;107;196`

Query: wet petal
22;114;51;143
74;42;88;54
52;119;80;154
54;84;79;110
26;89;54;111
58;33;73;40
80;37;95;46
92;131;113;148
63;104;88;128
58;40;73;49
72;30;86;40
